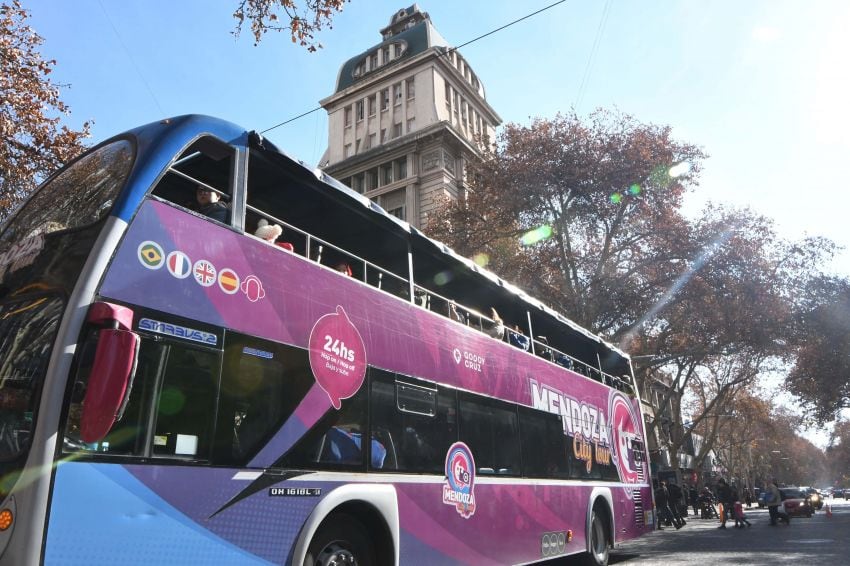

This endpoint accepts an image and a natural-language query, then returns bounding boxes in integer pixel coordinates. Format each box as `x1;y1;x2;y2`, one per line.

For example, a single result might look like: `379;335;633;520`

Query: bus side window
150;135;235;226
214;336;314;466
369;369;456;474
518;406;571;479
458;394;520;476
151;346;219;459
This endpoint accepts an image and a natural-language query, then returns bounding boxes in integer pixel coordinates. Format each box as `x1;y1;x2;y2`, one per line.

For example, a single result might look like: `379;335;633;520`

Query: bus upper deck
137;115;636;396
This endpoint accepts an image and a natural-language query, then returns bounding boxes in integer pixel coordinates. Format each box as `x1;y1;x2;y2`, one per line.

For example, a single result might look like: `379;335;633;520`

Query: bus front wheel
578;507;610;566
303;513;376;566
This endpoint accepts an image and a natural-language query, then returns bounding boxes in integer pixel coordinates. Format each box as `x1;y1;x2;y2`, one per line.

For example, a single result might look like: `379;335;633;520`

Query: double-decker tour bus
0;115;653;565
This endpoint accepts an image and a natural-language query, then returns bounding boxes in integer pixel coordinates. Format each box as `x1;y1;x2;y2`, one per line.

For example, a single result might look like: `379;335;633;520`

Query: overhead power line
260;0;569;135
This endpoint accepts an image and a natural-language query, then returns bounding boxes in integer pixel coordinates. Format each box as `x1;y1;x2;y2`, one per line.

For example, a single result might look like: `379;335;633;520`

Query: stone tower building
319;5;501;229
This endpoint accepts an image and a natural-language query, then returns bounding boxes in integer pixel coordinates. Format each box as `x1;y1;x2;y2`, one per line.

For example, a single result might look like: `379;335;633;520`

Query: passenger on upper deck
254;219;294;251
191;185;228;223
508;325;530;351
485;308;505;340
448;301;467;324
536;336;554;361
334;262;353;277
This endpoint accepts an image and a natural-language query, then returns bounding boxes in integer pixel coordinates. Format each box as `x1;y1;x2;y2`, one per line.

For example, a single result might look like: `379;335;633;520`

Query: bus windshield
0;295;65;487
0;139;134;246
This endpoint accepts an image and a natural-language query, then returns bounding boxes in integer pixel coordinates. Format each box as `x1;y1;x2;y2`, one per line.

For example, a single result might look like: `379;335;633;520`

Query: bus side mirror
79;302;140;443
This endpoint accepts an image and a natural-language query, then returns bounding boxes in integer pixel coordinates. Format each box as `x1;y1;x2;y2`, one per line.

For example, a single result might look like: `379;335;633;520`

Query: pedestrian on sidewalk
733;500;751;528
667;482;687;527
654;480;683;530
716;478;733;529
767;479;790;526
690;485;700;517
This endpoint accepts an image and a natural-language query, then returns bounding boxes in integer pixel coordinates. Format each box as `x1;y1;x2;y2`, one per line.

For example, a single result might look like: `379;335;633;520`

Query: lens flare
472;253;490;267
628;184;642;196
520;225;553;246
669;162;691;178
434;271;454;286
610;193;623;204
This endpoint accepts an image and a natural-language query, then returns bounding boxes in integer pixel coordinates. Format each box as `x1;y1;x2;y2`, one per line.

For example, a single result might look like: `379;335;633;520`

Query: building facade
319;5;501;229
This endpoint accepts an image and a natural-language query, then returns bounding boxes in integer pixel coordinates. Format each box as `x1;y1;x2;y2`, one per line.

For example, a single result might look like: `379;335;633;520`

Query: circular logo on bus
138;241;164;270
609;391;641;485
193;259;217;287
443;442;476;518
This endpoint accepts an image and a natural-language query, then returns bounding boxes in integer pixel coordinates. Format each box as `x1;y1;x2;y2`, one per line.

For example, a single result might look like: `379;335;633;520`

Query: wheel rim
314;542;358;566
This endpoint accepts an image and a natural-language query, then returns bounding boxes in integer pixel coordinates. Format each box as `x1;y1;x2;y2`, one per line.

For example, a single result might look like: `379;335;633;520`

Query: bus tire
578;505;610;566
303;513;376;566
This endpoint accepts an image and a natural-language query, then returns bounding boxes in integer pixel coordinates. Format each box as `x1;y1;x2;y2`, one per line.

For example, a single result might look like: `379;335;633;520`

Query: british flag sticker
193;259;217;287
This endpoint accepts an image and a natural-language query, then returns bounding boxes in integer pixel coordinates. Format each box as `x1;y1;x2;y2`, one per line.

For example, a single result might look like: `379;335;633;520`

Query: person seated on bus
554;352;573;369
254;219;294;251
191;185;228;223
536;336;554;361
448;301;467;324
333;261;353;277
508;325;529;351
485;307;504;340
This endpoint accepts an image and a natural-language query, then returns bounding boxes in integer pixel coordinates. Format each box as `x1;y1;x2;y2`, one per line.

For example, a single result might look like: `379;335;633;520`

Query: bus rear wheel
578;507;610;566
303;513;375;566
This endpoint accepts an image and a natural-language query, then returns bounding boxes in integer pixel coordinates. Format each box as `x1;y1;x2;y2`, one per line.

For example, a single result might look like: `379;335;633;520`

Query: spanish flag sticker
138;241;164;270
218;268;240;295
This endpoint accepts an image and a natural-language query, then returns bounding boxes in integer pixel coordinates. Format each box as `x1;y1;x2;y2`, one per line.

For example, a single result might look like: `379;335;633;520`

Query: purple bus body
46;200;652;564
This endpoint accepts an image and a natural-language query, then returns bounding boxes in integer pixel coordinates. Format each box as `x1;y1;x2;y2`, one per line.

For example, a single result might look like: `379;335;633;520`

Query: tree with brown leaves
0;0;90;220
233;0;349;50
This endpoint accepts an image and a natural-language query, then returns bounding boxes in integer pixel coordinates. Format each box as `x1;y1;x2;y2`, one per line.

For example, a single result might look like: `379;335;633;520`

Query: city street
565;497;850;565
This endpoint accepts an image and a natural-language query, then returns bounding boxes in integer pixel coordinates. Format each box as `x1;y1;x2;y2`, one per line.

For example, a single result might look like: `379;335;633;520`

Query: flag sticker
193;259;217;287
138;241;164;270
218;268;240;294
167;251;192;279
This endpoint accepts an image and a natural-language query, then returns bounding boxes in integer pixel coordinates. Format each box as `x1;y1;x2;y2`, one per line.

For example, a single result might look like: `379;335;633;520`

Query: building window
368;95;376;116
381;163;393;185
406;118;415;133
393;83;402;105
394;43;403;58
368;133;376;149
381;189;407;221
370;52;378;70
380;128;386;143
381;88;389;111
445;82;451;108
344;106;352;127
356;100;364;122
367;168;378;191
406;77;415;100
352;174;365;193
355;139;361;153
382;46;390;64
343;144;352;158
395;157;407;180
454;93;460;116
393;123;402;138
461;101;468;128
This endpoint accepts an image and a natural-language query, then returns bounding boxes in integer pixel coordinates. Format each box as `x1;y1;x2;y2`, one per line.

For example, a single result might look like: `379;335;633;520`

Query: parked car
757;491;769;508
801;486;823;510
779;487;813;518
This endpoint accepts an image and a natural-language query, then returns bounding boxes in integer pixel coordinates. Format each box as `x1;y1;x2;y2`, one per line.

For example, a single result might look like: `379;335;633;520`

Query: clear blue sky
28;0;849;443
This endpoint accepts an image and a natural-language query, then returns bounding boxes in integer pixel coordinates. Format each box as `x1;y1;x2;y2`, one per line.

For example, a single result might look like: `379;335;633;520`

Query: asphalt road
566;496;850;565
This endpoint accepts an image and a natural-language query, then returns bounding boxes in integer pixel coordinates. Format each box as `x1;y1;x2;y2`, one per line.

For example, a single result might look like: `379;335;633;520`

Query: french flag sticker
166;250;192;279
